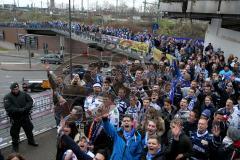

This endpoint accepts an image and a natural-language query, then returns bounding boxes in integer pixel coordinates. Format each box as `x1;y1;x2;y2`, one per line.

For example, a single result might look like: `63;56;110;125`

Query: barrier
0;90;56;149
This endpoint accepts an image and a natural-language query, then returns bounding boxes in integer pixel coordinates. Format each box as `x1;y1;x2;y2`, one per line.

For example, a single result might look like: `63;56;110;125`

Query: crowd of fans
44;33;240;160
0;21;204;51
1;21;240;160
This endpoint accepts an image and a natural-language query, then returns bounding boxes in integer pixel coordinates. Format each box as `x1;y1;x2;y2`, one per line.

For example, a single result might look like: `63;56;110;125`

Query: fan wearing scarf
102;114;143;160
143;135;166;160
190;118;222;159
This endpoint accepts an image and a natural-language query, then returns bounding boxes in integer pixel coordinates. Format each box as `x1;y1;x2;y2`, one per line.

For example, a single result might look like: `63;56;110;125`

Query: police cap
10;82;19;90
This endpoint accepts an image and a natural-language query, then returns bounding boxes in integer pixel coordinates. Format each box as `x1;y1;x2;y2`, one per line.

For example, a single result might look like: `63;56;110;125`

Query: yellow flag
153;48;163;61
166;54;176;63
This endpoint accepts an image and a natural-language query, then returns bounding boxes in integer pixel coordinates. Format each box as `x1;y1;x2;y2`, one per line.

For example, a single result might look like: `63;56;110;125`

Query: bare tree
118;1;130;13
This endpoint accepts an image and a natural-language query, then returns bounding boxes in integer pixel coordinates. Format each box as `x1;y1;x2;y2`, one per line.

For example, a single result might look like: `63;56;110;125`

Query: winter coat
166;132;192;160
102;118;143;160
4;91;33;118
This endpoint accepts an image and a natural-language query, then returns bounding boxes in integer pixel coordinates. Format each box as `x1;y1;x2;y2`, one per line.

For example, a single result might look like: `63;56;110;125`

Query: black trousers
10;116;34;145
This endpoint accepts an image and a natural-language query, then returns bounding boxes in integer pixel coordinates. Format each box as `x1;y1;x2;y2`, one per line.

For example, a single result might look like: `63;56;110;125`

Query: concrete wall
160;2;182;12
204;18;240;58
160;0;240;14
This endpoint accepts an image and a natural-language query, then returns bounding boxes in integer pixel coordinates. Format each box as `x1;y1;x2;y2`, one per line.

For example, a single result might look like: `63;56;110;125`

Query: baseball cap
10;82;19;90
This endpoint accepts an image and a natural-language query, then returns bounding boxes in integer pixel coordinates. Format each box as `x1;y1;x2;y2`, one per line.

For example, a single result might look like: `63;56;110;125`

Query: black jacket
4;91;33;118
213;81;239;107
183;121;197;137
166;132;192;160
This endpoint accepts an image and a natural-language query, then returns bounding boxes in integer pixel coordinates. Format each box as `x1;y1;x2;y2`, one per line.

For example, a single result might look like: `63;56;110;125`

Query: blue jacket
102;118;143;160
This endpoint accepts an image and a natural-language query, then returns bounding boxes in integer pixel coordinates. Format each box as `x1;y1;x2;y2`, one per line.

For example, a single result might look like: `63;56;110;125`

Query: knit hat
201;109;211;119
227;126;240;141
10;82;19;90
93;83;102;88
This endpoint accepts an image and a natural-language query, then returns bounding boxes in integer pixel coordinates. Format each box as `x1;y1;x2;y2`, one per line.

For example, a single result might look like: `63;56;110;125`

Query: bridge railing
0;22;149;61
0;90;56;149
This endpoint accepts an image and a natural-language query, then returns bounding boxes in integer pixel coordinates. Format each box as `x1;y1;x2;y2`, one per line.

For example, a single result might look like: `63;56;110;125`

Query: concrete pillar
60;36;65;59
204;18;240;58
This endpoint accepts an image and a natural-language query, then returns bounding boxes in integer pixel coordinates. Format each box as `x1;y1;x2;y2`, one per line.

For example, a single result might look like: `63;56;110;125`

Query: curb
0;53;42;60
0;68;46;71
0;53;39;59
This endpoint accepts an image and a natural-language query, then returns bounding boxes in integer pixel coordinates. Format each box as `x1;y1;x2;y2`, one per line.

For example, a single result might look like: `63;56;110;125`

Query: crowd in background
0;21;204;51
46;33;240;160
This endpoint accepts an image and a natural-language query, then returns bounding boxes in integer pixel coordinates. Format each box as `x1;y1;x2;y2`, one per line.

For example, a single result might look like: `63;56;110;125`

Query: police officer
3;82;38;152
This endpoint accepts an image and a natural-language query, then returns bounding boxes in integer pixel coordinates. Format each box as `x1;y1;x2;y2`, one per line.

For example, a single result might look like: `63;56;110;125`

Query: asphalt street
0;54;48;103
0;70;48;101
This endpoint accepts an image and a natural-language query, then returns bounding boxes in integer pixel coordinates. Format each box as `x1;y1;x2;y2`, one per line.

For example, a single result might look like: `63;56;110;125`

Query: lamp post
69;0;72;80
157;0;161;24
13;0;19;54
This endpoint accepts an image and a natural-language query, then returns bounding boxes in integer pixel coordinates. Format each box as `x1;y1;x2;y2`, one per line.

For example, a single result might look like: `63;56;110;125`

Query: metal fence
0;90;56;149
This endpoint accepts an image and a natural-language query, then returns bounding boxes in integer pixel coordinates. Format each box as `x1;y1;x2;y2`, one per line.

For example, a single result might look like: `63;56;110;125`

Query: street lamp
69;0;72;80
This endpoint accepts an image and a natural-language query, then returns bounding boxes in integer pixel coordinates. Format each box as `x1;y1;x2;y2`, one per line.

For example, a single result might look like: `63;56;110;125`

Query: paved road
1;128;57;160
0;69;47;102
0;53;61;102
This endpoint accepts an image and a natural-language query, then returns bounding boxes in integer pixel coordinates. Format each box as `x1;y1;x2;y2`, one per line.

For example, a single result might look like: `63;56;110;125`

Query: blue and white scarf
186;96;197;111
146;149;161;160
123;128;135;146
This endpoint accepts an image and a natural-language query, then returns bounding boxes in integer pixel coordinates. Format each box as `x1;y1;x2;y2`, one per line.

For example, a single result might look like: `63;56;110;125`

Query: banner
119;39;149;53
119;39;133;49
153;48;163;61
166;54;176;63
130;41;149;53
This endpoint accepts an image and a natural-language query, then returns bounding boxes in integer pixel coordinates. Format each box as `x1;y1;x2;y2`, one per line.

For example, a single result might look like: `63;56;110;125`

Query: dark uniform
3;82;38;152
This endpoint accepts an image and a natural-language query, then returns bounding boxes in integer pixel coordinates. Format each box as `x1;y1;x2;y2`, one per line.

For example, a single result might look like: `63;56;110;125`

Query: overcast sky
1;0;156;9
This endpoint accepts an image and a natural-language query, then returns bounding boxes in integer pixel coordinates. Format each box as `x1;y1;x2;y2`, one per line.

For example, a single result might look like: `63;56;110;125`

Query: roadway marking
1;62;30;64
5;75;12;78
1;62;40;65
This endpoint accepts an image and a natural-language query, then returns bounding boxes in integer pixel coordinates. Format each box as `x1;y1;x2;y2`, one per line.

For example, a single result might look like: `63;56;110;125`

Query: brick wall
1;28;27;43
0;27;112;59
38;35;60;52
64;38;88;54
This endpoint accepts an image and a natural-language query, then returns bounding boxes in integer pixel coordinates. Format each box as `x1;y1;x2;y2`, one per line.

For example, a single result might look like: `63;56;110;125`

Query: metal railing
0;22;150;60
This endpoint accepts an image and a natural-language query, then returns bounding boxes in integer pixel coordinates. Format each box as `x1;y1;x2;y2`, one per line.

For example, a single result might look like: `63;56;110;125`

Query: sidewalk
0;63;46;71
1;128;57;160
0;46;47;71
0;49;43;59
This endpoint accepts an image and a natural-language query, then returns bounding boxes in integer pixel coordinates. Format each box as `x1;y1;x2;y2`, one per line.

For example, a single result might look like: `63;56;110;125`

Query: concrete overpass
159;0;240;15
158;0;240;56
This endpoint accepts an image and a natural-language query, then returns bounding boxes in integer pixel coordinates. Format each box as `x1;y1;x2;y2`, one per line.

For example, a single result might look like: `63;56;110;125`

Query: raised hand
212;125;220;137
171;124;181;140
60;117;66;129
58;96;67;106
